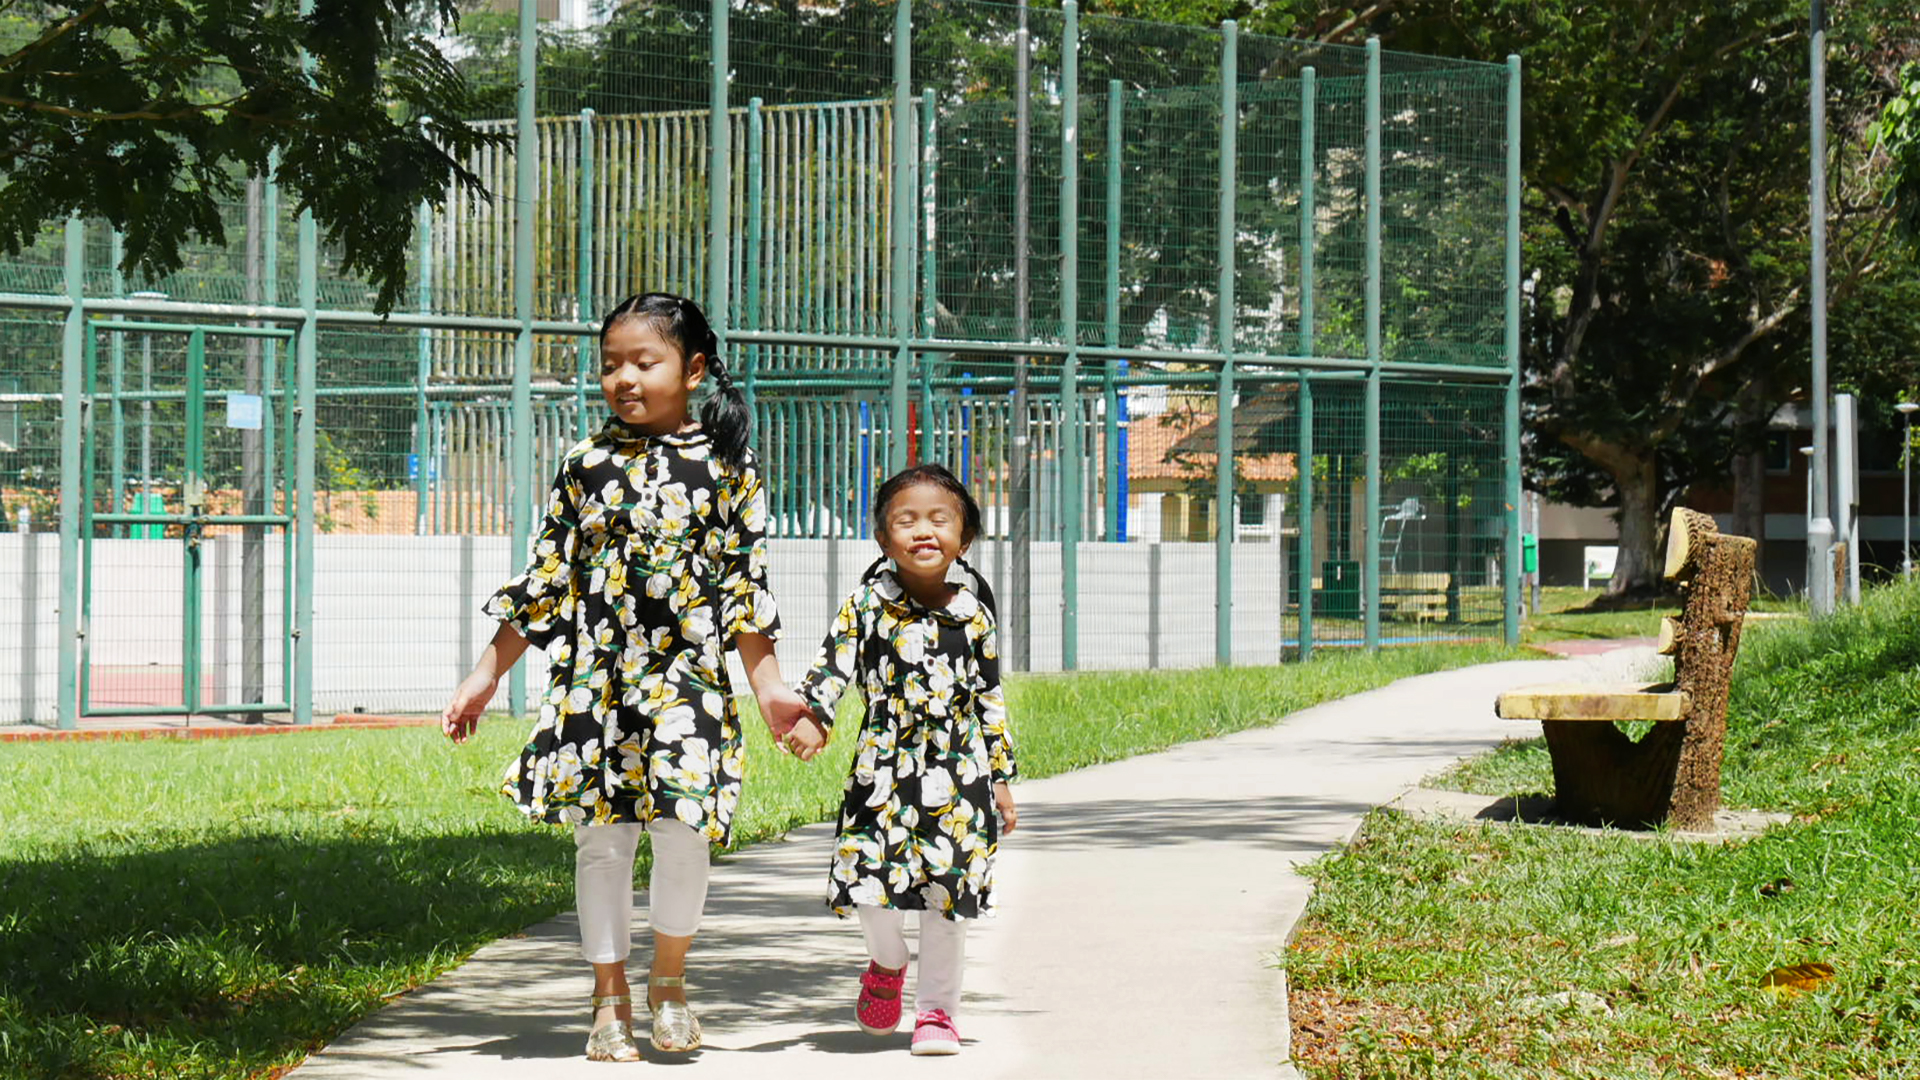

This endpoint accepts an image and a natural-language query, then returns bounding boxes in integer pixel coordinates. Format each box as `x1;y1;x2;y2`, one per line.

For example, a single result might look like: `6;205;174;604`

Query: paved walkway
290;653;1631;1080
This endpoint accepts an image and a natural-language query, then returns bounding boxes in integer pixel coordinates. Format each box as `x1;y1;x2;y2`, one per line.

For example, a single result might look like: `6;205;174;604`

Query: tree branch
0;0;108;72
1318;1;1395;45
0;93;253;124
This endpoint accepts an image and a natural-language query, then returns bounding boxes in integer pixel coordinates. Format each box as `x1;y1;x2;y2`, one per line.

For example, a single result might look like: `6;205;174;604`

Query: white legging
858;906;969;1017
575;819;711;964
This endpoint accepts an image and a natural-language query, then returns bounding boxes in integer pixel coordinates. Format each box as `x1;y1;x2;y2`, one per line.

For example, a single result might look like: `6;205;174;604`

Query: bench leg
1541;720;1697;829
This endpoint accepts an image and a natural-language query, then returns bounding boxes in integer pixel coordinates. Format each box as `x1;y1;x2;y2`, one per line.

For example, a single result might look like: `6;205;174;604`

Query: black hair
599;292;751;467
865;463;997;617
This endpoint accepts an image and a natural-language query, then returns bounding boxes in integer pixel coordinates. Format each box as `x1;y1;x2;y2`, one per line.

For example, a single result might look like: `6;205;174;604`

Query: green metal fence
0;0;1521;728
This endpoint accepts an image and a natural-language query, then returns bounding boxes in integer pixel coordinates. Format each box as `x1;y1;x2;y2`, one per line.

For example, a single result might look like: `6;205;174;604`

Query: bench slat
1495;682;1690;722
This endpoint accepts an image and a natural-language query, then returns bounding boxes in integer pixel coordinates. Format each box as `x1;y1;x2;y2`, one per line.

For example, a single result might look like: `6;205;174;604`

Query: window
1764;432;1796;474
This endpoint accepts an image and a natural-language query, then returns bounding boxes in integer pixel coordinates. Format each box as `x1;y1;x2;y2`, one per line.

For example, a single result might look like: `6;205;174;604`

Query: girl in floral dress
784;462;1019;1057
441;293;812;1063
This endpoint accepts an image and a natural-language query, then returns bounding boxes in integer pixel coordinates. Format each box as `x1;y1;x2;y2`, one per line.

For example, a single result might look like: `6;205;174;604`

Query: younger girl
783;463;1019;1057
442;292;810;1063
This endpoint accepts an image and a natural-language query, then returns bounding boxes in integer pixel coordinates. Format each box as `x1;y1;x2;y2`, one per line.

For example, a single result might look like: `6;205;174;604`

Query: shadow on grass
0;824;574;1079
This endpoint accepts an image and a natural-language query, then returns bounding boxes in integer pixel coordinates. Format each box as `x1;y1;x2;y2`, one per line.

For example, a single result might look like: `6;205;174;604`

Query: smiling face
877;481;971;588
599;317;706;433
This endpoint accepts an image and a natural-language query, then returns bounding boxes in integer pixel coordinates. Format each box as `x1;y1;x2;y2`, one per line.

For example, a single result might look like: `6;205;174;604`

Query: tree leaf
1761;961;1836;995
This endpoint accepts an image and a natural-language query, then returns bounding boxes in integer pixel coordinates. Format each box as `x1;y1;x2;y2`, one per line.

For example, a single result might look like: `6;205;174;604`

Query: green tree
0;0;508;312
1879;60;1920;240
1217;0;1917;595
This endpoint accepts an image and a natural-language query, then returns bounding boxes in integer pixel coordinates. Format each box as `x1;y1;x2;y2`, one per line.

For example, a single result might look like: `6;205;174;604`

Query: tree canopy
1156;0;1920;594
1;0;507;312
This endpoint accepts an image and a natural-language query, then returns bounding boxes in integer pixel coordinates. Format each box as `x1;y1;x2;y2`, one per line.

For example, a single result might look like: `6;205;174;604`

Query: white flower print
920;764;955;809
486;426;780;844
847;877;887;908
797;568;1017;921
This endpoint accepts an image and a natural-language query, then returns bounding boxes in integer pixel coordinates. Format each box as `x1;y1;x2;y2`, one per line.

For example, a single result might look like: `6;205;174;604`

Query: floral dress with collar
798;563;1017;921
484;418;780;842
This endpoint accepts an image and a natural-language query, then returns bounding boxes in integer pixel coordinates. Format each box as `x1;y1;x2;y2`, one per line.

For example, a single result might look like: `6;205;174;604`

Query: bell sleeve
975;617;1017;784
719;451;781;645
796;590;863;733
482;462;582;653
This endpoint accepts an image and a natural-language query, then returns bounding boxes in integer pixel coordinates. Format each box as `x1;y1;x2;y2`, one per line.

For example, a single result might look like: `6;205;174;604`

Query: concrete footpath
290;654;1620;1080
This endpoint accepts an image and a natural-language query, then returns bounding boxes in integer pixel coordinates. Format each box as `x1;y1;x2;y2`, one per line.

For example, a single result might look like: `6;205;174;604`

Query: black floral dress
798;564;1017;921
484;419;780;841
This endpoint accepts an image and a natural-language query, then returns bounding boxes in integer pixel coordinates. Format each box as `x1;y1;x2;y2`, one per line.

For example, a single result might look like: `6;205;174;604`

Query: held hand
442;670;498;744
993;781;1018;834
757;688;825;761
783;716;827;762
758;686;803;739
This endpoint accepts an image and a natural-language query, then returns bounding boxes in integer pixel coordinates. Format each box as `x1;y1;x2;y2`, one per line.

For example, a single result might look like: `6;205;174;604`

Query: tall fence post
576;107;596;438
707;0;729;348
416;199;434;535
266;151;288;703
1058;0;1080;670
57;215;84;730
1297;66;1317;661
294;202;318;724
1503;54;1524;645
507;0;538;719
19;508;36;724
1009;16;1032;674
1215;20;1238;667
1103;79;1123;544
920;91;940;469
745;98;764;423
1297;376;1315;660
1362;36;1383;653
108;232;127;539
920;92;938;343
888;0;913;472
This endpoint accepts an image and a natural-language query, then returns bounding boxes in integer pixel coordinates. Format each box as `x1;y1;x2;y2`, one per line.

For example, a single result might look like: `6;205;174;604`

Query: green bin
1319;560;1361;620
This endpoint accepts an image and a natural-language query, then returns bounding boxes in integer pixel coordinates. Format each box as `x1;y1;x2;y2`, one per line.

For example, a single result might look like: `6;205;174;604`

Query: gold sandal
648;976;703;1052
585;993;643;1062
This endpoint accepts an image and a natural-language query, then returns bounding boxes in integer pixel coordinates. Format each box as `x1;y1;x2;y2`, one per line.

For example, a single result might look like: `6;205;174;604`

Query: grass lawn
1520;585;1802;645
0;642;1522;1080
1286;582;1920;1078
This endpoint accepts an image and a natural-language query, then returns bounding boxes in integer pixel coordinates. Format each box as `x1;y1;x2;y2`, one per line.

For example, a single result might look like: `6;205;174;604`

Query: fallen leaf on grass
1761;962;1836;995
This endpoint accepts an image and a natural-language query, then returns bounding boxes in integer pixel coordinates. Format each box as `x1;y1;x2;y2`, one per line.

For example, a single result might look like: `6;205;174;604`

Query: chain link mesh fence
0;0;1516;723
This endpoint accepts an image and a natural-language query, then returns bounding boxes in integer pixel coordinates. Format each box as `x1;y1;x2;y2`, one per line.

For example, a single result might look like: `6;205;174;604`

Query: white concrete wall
2;535;1286;724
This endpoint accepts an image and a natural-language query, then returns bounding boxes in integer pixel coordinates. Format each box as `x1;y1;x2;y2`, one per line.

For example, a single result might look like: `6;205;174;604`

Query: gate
80;322;296;719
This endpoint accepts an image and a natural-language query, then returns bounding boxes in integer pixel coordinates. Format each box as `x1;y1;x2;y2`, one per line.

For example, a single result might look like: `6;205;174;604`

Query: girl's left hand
993;781;1018;834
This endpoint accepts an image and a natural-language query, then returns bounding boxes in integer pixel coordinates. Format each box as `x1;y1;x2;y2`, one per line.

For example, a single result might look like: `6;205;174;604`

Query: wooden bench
1379;573;1452;623
1495;508;1756;830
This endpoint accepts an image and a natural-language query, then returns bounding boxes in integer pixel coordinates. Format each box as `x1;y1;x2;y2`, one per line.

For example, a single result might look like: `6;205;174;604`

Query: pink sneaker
856;961;907;1035
910;1009;962;1056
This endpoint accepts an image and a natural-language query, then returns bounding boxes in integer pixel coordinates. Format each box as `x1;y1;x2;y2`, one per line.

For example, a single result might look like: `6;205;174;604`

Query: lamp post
1898;401;1919;579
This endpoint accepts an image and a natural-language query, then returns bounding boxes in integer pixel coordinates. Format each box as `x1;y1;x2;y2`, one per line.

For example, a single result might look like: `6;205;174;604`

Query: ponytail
957;556;998;620
699;351;752;469
600;291;752;468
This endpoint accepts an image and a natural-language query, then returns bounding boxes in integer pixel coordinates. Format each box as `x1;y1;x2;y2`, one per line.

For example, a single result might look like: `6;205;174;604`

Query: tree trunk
1729;377;1767;544
1608;454;1662;596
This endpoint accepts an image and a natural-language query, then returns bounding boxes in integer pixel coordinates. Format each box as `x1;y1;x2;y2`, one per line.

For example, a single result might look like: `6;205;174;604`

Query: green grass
1520;585;1802;645
0;642;1522;1080
1287;582;1920;1079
